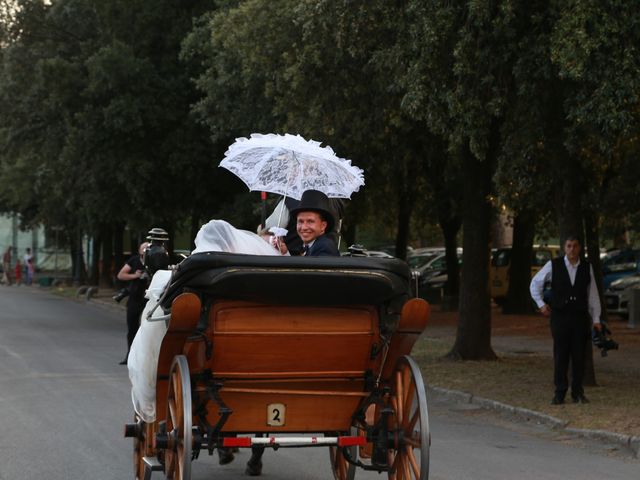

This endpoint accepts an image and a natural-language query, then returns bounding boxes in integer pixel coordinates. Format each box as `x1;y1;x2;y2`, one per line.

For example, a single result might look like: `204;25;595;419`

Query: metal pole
54;228;59;274
630;287;640;329
261;191;267;228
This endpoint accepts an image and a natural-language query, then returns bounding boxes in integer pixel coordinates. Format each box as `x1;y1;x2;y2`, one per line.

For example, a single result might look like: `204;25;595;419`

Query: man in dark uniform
117;242;149;365
530;236;601;404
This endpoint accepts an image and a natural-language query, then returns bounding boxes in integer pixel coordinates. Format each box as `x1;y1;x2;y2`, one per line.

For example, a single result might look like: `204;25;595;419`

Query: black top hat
146;227;169;242
289;190;335;232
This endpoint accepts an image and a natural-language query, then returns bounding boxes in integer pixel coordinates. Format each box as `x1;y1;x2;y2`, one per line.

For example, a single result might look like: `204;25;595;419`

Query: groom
290;190;340;256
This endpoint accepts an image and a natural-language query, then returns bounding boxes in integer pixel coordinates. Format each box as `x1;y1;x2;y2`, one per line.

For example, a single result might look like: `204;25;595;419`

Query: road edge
429;386;640;459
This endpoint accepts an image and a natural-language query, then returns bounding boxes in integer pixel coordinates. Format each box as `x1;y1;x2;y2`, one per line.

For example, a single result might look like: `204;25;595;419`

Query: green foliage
1;0;639;263
0;0;228;235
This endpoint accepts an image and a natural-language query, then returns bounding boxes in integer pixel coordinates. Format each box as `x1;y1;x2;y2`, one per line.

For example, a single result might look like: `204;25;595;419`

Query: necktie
302;244;309;256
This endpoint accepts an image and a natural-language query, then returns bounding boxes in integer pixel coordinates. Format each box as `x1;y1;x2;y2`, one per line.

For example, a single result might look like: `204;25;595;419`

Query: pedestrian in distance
2;247;12;285
14;259;22;286
23;247;33;286
530;235;602;405
117;242;150;365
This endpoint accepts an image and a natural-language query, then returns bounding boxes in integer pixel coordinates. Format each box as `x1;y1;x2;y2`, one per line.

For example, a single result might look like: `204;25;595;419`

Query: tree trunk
190;213;201;251
113;222;125;277
555;156;584;244
165;222;175;257
583;208;605;387
71;228;87;286
503;210;536;314
89;231;102;286
100;225;114;288
555;154;595;385
448;140;497;360
395;156;418;261
395;195;412;261
440;215;461;311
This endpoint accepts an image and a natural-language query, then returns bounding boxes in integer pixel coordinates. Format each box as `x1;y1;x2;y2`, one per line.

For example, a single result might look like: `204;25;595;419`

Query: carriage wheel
163;355;192;480
387;356;430;480
133;415;156;480
329;426;357;480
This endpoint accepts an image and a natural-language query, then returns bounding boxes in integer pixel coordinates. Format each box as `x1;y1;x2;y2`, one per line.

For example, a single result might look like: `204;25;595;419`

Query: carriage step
142;456;163;480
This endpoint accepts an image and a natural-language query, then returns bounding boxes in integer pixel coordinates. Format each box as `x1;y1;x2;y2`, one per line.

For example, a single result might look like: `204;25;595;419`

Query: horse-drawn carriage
125;252;431;480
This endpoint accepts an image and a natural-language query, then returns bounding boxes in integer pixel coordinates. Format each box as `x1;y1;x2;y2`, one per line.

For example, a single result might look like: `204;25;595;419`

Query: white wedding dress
128;220;281;422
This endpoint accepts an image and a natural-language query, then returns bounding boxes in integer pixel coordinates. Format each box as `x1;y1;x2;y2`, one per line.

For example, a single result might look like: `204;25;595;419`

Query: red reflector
338;436;367;447
223;438;252;447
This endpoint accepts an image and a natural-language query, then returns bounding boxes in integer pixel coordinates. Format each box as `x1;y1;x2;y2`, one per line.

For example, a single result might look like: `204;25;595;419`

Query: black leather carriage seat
160;252;411;309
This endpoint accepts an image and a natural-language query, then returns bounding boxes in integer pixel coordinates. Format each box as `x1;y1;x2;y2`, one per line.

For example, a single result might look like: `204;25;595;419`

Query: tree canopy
1;0;639;357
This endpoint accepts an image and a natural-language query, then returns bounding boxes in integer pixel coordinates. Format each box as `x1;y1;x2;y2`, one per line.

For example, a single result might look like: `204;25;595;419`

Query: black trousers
550;310;590;397
125;300;147;356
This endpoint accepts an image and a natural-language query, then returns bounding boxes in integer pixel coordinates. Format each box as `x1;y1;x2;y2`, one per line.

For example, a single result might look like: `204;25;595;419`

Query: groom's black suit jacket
306;234;340;257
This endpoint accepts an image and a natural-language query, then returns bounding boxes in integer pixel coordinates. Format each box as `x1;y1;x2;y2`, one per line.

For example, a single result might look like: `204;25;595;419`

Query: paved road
0;286;638;479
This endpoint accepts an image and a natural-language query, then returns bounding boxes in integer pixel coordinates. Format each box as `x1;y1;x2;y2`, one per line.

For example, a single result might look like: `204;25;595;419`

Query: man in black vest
530;236;601;405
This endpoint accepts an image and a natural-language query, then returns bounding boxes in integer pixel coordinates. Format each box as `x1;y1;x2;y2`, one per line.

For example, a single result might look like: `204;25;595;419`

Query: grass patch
413;336;640;437
49;286;77;298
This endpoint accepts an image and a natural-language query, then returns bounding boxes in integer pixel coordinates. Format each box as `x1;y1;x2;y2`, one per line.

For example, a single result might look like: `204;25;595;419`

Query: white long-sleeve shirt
529;256;601;324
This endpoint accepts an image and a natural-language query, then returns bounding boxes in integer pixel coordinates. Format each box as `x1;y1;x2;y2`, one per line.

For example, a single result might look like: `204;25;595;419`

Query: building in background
0;214;71;274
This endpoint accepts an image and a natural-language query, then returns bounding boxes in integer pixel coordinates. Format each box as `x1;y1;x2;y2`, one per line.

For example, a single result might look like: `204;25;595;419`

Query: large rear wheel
132;415;156;480
163;355;192;480
387;356;429;480
329;426;357;480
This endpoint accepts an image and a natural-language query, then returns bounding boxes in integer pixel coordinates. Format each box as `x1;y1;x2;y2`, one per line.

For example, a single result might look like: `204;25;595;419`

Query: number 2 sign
267;403;286;426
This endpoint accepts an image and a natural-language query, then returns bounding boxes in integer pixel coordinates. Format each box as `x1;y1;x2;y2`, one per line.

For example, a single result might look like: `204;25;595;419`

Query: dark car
413;251;462;302
171;249;191;265
602;249;640;289
604;273;640;317
342;244;395;259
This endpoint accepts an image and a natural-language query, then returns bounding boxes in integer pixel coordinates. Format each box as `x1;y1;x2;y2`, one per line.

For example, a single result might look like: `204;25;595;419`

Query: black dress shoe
572;393;590;404
217;448;235;465
551;395;564;405
245;456;263;476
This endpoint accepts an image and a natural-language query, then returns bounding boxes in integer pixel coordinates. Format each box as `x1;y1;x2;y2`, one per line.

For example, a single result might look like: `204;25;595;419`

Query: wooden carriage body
130;253;430;480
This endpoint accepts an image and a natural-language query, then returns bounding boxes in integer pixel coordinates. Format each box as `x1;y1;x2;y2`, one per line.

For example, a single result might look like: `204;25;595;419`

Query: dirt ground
416;304;640;436
426;306;640;376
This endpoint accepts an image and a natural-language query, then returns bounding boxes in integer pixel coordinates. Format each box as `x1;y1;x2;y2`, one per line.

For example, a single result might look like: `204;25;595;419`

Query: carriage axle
221;435;368;448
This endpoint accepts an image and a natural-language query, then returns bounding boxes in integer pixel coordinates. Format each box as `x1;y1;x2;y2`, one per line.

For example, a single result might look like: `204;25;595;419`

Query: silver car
604;274;640;316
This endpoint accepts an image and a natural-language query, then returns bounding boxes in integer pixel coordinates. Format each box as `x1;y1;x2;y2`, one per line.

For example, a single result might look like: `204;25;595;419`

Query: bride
128;219;284;422
192;219;286;256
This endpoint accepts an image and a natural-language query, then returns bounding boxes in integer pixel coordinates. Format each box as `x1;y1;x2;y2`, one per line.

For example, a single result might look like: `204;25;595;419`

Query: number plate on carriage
267;403;286;426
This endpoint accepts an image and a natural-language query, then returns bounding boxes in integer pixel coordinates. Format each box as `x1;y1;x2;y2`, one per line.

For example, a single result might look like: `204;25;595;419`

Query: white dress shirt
529;256;601;324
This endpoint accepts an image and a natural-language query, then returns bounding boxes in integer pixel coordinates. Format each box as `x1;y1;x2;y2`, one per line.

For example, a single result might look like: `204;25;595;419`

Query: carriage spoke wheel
163;355;192;480
387;356;430;480
133;415;156;480
329;426;357;480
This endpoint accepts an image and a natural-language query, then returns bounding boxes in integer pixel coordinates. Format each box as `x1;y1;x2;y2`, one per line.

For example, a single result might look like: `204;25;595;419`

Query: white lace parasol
219;133;365;200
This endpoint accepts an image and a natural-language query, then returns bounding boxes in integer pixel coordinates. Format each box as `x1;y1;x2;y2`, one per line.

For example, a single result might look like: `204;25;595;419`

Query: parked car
413;250;463;302
601;249;640;288
374;245;414;258
407;248;445;270
342;244;395;258
171;249;191;265
604;273;640;317
490;245;560;304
